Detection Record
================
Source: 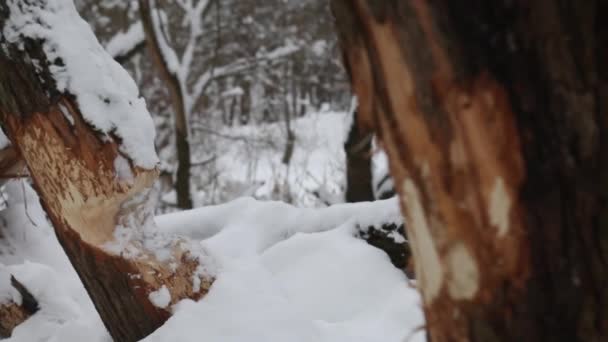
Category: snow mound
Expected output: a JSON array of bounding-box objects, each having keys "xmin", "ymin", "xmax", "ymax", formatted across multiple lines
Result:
[
  {"xmin": 1, "ymin": 182, "xmax": 424, "ymax": 341},
  {"xmin": 145, "ymin": 227, "xmax": 423, "ymax": 342}
]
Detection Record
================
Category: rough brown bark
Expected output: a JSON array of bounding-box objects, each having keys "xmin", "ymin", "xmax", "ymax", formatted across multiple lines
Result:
[
  {"xmin": 344, "ymin": 109, "xmax": 374, "ymax": 202},
  {"xmin": 0, "ymin": 3, "xmax": 211, "ymax": 341},
  {"xmin": 0, "ymin": 276, "xmax": 38, "ymax": 338},
  {"xmin": 333, "ymin": 1, "xmax": 608, "ymax": 341},
  {"xmin": 0, "ymin": 145, "xmax": 24, "ymax": 182},
  {"xmin": 139, "ymin": 0, "xmax": 193, "ymax": 210}
]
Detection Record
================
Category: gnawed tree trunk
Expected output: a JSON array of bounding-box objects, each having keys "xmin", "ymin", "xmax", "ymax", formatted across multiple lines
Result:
[
  {"xmin": 0, "ymin": 1, "xmax": 211, "ymax": 341},
  {"xmin": 333, "ymin": 1, "xmax": 608, "ymax": 341},
  {"xmin": 139, "ymin": 0, "xmax": 193, "ymax": 210},
  {"xmin": 344, "ymin": 109, "xmax": 374, "ymax": 202}
]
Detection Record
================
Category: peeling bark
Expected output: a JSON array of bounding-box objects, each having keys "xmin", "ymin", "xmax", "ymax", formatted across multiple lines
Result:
[
  {"xmin": 0, "ymin": 3, "xmax": 211, "ymax": 341},
  {"xmin": 333, "ymin": 1, "xmax": 608, "ymax": 341}
]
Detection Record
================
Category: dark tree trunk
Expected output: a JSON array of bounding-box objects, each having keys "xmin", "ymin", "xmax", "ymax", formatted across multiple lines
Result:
[
  {"xmin": 282, "ymin": 63, "xmax": 296, "ymax": 166},
  {"xmin": 0, "ymin": 2, "xmax": 210, "ymax": 340},
  {"xmin": 344, "ymin": 109, "xmax": 375, "ymax": 202},
  {"xmin": 228, "ymin": 96, "xmax": 237, "ymax": 126},
  {"xmin": 333, "ymin": 1, "xmax": 608, "ymax": 341},
  {"xmin": 240, "ymin": 81, "xmax": 251, "ymax": 125}
]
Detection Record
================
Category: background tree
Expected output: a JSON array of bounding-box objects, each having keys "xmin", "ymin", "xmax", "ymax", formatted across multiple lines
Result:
[
  {"xmin": 76, "ymin": 0, "xmax": 351, "ymax": 210},
  {"xmin": 344, "ymin": 108, "xmax": 374, "ymax": 202},
  {"xmin": 333, "ymin": 1, "xmax": 608, "ymax": 341}
]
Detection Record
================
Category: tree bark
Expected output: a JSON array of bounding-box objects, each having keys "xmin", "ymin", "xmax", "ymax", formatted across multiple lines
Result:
[
  {"xmin": 0, "ymin": 2, "xmax": 211, "ymax": 340},
  {"xmin": 333, "ymin": 1, "xmax": 608, "ymax": 341},
  {"xmin": 0, "ymin": 276, "xmax": 39, "ymax": 338},
  {"xmin": 139, "ymin": 0, "xmax": 193, "ymax": 210},
  {"xmin": 344, "ymin": 109, "xmax": 374, "ymax": 202}
]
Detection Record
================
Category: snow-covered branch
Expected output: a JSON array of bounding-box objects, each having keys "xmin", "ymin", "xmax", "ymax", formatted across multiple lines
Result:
[
  {"xmin": 189, "ymin": 43, "xmax": 301, "ymax": 111},
  {"xmin": 104, "ymin": 21, "xmax": 146, "ymax": 61},
  {"xmin": 149, "ymin": 0, "xmax": 180, "ymax": 75}
]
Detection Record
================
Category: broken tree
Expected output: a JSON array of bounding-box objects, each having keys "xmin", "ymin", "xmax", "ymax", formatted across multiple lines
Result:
[
  {"xmin": 333, "ymin": 1, "xmax": 608, "ymax": 341},
  {"xmin": 0, "ymin": 1, "xmax": 212, "ymax": 341}
]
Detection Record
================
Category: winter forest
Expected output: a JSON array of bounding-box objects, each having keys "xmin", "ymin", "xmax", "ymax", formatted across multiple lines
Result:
[{"xmin": 1, "ymin": 1, "xmax": 607, "ymax": 342}]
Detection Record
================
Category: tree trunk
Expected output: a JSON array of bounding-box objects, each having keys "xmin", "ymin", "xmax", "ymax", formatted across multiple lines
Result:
[
  {"xmin": 139, "ymin": 0, "xmax": 193, "ymax": 210},
  {"xmin": 282, "ymin": 63, "xmax": 296, "ymax": 166},
  {"xmin": 332, "ymin": 1, "xmax": 608, "ymax": 341},
  {"xmin": 0, "ymin": 2, "xmax": 210, "ymax": 340},
  {"xmin": 344, "ymin": 109, "xmax": 375, "ymax": 202}
]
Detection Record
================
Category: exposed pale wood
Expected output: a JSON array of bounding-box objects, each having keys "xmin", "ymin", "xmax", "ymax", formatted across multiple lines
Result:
[
  {"xmin": 333, "ymin": 1, "xmax": 608, "ymax": 341},
  {"xmin": 0, "ymin": 4, "xmax": 212, "ymax": 341}
]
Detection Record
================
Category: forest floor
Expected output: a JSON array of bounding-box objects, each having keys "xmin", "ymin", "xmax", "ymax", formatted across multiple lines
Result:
[{"xmin": 0, "ymin": 112, "xmax": 424, "ymax": 342}]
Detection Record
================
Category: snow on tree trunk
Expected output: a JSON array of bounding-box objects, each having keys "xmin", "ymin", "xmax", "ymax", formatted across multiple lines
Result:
[
  {"xmin": 333, "ymin": 1, "xmax": 608, "ymax": 341},
  {"xmin": 139, "ymin": 0, "xmax": 193, "ymax": 210},
  {"xmin": 0, "ymin": 1, "xmax": 212, "ymax": 341}
]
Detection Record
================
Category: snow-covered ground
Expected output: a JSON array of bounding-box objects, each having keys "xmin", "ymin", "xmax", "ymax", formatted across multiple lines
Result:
[
  {"xmin": 0, "ymin": 180, "xmax": 424, "ymax": 341},
  {"xmin": 1, "ymin": 2, "xmax": 422, "ymax": 339},
  {"xmin": 181, "ymin": 111, "xmax": 352, "ymax": 207}
]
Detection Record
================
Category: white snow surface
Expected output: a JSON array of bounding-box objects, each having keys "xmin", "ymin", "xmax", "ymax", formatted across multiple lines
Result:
[
  {"xmin": 3, "ymin": 0, "xmax": 158, "ymax": 168},
  {"xmin": 1, "ymin": 184, "xmax": 424, "ymax": 341},
  {"xmin": 149, "ymin": 285, "xmax": 171, "ymax": 309},
  {"xmin": 145, "ymin": 197, "xmax": 423, "ymax": 342}
]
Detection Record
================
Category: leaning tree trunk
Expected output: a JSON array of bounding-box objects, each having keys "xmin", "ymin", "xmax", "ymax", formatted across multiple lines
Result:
[
  {"xmin": 139, "ymin": 0, "xmax": 193, "ymax": 210},
  {"xmin": 0, "ymin": 1, "xmax": 211, "ymax": 341},
  {"xmin": 333, "ymin": 1, "xmax": 608, "ymax": 341}
]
